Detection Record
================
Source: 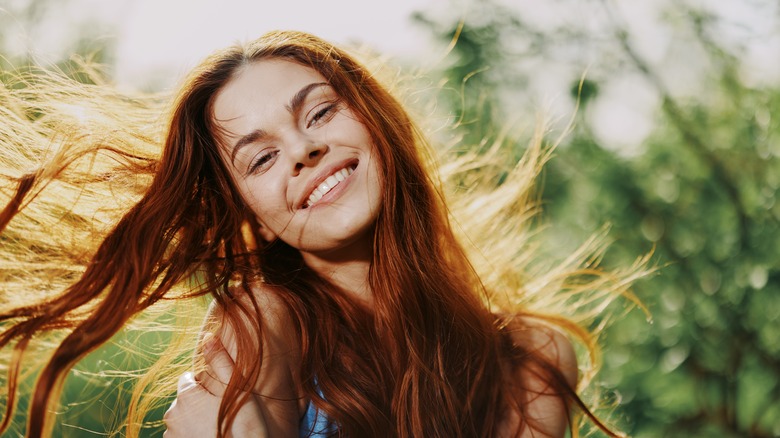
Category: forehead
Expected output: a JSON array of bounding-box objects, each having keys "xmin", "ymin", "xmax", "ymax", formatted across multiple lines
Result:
[{"xmin": 211, "ymin": 59, "xmax": 328, "ymax": 127}]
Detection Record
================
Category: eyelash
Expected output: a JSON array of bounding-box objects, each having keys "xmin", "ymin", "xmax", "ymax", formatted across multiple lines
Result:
[
  {"xmin": 307, "ymin": 103, "xmax": 337, "ymax": 128},
  {"xmin": 248, "ymin": 150, "xmax": 278, "ymax": 174}
]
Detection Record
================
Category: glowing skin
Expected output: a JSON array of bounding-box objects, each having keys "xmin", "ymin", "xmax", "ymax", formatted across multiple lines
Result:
[{"xmin": 212, "ymin": 59, "xmax": 382, "ymax": 267}]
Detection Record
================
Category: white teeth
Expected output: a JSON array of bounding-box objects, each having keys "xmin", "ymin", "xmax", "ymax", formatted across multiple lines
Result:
[
  {"xmin": 323, "ymin": 174, "xmax": 339, "ymax": 191},
  {"xmin": 304, "ymin": 166, "xmax": 355, "ymax": 208}
]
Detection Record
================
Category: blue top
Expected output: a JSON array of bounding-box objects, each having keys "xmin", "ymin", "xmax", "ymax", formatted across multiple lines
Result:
[{"xmin": 299, "ymin": 398, "xmax": 335, "ymax": 437}]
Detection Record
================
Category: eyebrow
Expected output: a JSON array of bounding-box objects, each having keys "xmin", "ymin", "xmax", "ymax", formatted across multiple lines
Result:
[
  {"xmin": 230, "ymin": 82, "xmax": 330, "ymax": 164},
  {"xmin": 287, "ymin": 82, "xmax": 329, "ymax": 115}
]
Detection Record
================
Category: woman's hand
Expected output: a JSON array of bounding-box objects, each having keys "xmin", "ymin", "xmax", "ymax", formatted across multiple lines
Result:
[{"xmin": 163, "ymin": 335, "xmax": 268, "ymax": 437}]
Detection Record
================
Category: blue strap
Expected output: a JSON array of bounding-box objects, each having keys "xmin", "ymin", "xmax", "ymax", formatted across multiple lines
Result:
[
  {"xmin": 299, "ymin": 398, "xmax": 335, "ymax": 437},
  {"xmin": 299, "ymin": 378, "xmax": 337, "ymax": 437}
]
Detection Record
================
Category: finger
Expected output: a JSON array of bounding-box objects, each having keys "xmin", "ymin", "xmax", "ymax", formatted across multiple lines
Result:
[
  {"xmin": 176, "ymin": 371, "xmax": 197, "ymax": 394},
  {"xmin": 199, "ymin": 333, "xmax": 235, "ymax": 396}
]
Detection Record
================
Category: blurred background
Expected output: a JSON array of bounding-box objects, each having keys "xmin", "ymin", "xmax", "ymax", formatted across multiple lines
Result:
[{"xmin": 1, "ymin": 0, "xmax": 779, "ymax": 436}]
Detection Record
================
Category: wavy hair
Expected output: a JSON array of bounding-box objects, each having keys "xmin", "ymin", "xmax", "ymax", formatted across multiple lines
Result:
[{"xmin": 0, "ymin": 31, "xmax": 645, "ymax": 437}]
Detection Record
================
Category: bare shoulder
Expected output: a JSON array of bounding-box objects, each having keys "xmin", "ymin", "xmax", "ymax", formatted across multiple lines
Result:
[
  {"xmin": 202, "ymin": 282, "xmax": 303, "ymax": 434},
  {"xmin": 203, "ymin": 282, "xmax": 299, "ymax": 357},
  {"xmin": 499, "ymin": 316, "xmax": 579, "ymax": 438},
  {"xmin": 204, "ymin": 282, "xmax": 292, "ymax": 326},
  {"xmin": 508, "ymin": 316, "xmax": 578, "ymax": 389}
]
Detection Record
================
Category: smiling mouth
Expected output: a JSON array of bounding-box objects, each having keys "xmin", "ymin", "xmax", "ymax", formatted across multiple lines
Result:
[{"xmin": 302, "ymin": 164, "xmax": 357, "ymax": 209}]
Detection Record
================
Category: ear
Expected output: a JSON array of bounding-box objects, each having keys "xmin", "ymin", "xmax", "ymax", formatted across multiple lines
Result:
[{"xmin": 256, "ymin": 221, "xmax": 277, "ymax": 242}]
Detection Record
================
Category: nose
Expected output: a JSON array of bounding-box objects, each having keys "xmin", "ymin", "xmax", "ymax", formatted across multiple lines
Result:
[{"xmin": 290, "ymin": 137, "xmax": 328, "ymax": 175}]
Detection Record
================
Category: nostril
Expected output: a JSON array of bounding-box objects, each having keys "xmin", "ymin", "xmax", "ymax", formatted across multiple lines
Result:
[{"xmin": 308, "ymin": 150, "xmax": 320, "ymax": 159}]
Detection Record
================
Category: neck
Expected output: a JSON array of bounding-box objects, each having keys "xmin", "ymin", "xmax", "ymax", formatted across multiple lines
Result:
[{"xmin": 300, "ymin": 237, "xmax": 374, "ymax": 307}]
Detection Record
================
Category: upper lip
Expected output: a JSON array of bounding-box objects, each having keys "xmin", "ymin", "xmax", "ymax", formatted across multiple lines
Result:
[{"xmin": 296, "ymin": 158, "xmax": 358, "ymax": 209}]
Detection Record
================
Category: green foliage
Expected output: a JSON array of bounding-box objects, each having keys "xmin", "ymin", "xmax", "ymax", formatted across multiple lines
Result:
[
  {"xmin": 412, "ymin": 2, "xmax": 529, "ymax": 149},
  {"xmin": 417, "ymin": 1, "xmax": 780, "ymax": 437},
  {"xmin": 0, "ymin": 327, "xmax": 174, "ymax": 437},
  {"xmin": 551, "ymin": 82, "xmax": 780, "ymax": 437},
  {"xmin": 55, "ymin": 327, "xmax": 176, "ymax": 437}
]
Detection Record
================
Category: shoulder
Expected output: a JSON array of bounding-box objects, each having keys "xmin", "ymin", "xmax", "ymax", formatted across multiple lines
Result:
[
  {"xmin": 500, "ymin": 316, "xmax": 579, "ymax": 438},
  {"xmin": 202, "ymin": 282, "xmax": 304, "ymax": 432},
  {"xmin": 204, "ymin": 282, "xmax": 299, "ymax": 355},
  {"xmin": 201, "ymin": 282, "xmax": 302, "ymax": 389},
  {"xmin": 508, "ymin": 317, "xmax": 578, "ymax": 389}
]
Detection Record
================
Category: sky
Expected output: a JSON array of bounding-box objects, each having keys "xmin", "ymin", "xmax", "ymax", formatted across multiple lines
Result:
[
  {"xmin": 5, "ymin": 0, "xmax": 778, "ymax": 90},
  {"xmin": 3, "ymin": 0, "xmax": 441, "ymax": 90},
  {"xmin": 110, "ymin": 0, "xmax": 443, "ymax": 89},
  {"xmin": 2, "ymin": 0, "xmax": 779, "ymax": 152}
]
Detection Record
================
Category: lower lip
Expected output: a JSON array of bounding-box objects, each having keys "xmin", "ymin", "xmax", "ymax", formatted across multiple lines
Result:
[{"xmin": 305, "ymin": 167, "xmax": 356, "ymax": 210}]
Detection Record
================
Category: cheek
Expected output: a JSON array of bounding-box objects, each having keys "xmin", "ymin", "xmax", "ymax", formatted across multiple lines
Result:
[
  {"xmin": 238, "ymin": 192, "xmax": 279, "ymax": 241},
  {"xmin": 367, "ymin": 148, "xmax": 384, "ymax": 187},
  {"xmin": 235, "ymin": 182, "xmax": 268, "ymax": 219},
  {"xmin": 365, "ymin": 158, "xmax": 385, "ymax": 212},
  {"xmin": 238, "ymin": 182, "xmax": 293, "ymax": 227}
]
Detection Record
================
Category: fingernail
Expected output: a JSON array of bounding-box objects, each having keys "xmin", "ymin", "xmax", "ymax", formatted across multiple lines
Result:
[{"xmin": 177, "ymin": 371, "xmax": 197, "ymax": 392}]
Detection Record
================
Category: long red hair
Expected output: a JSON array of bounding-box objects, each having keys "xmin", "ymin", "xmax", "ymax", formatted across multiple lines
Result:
[{"xmin": 0, "ymin": 31, "xmax": 626, "ymax": 437}]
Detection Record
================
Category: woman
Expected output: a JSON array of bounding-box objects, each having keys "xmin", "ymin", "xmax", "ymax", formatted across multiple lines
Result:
[{"xmin": 0, "ymin": 31, "xmax": 635, "ymax": 437}]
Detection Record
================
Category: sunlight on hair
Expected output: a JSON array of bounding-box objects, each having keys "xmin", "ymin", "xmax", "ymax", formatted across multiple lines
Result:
[{"xmin": 0, "ymin": 39, "xmax": 650, "ymax": 437}]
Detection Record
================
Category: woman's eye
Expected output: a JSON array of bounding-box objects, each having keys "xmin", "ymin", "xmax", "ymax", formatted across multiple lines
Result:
[
  {"xmin": 248, "ymin": 150, "xmax": 278, "ymax": 175},
  {"xmin": 306, "ymin": 103, "xmax": 336, "ymax": 128}
]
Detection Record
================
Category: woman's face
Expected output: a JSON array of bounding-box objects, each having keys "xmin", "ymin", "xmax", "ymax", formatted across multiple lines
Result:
[{"xmin": 211, "ymin": 59, "xmax": 382, "ymax": 258}]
